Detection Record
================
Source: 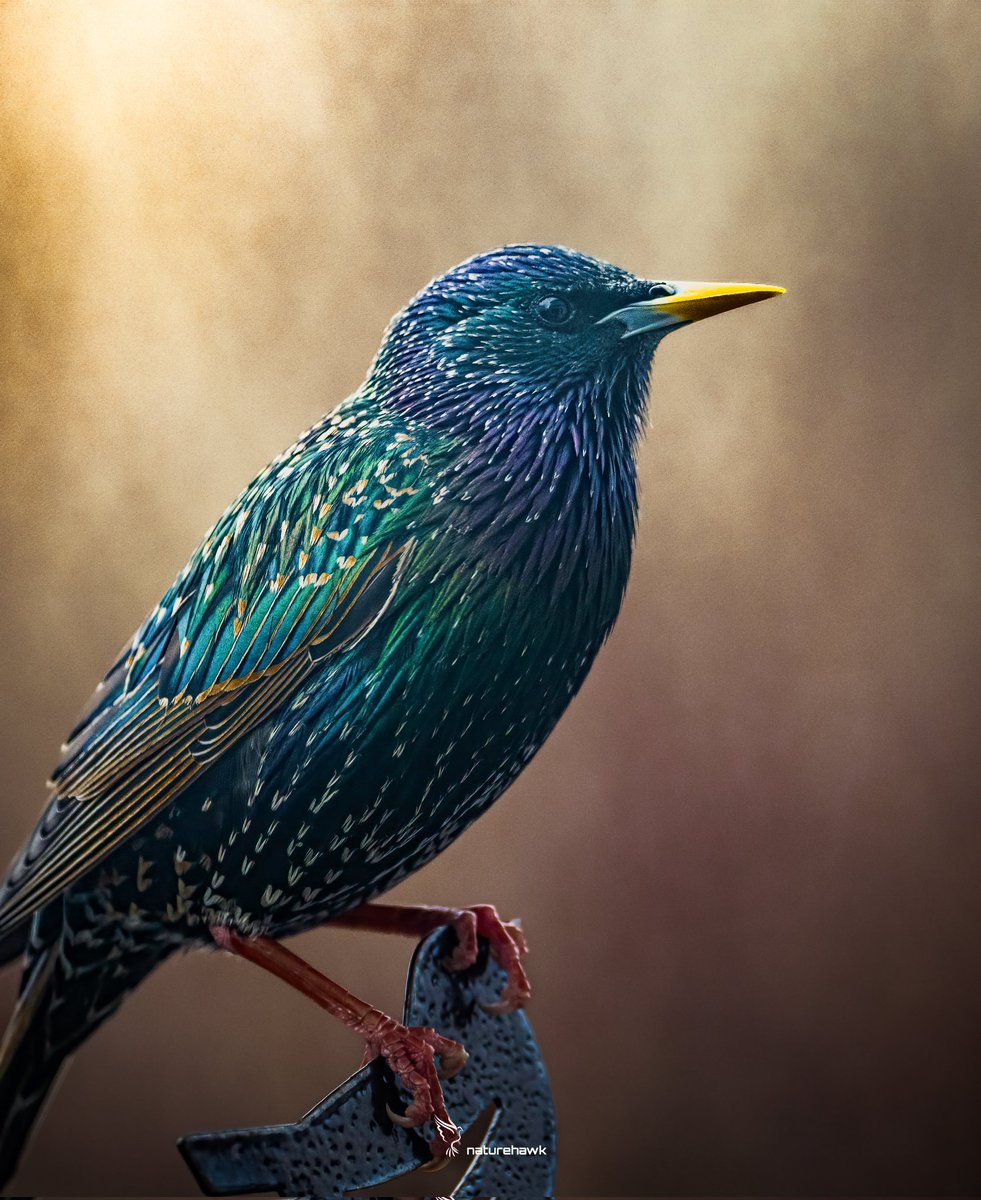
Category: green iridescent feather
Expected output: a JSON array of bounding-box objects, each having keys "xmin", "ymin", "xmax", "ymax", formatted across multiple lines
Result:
[{"xmin": 0, "ymin": 400, "xmax": 437, "ymax": 930}]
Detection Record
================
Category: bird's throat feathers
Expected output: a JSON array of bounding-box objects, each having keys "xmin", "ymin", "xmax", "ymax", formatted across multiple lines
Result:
[{"xmin": 369, "ymin": 351, "xmax": 652, "ymax": 623}]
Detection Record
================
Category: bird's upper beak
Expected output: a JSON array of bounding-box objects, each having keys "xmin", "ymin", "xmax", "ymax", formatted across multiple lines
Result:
[{"xmin": 599, "ymin": 281, "xmax": 785, "ymax": 339}]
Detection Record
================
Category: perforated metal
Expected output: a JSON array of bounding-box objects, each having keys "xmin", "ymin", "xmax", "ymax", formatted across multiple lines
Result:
[{"xmin": 179, "ymin": 927, "xmax": 556, "ymax": 1197}]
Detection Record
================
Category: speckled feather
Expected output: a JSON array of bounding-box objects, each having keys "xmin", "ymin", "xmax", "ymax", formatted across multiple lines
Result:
[
  {"xmin": 0, "ymin": 246, "xmax": 670, "ymax": 1178},
  {"xmin": 0, "ymin": 407, "xmax": 432, "ymax": 930}
]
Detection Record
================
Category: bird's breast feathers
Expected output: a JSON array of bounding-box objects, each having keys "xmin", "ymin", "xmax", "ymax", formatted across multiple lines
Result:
[{"xmin": 0, "ymin": 395, "xmax": 634, "ymax": 933}]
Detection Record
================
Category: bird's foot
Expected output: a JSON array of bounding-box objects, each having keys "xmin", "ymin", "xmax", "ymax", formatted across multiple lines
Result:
[
  {"xmin": 208, "ymin": 926, "xmax": 466, "ymax": 1165},
  {"xmin": 330, "ymin": 901, "xmax": 531, "ymax": 1015},
  {"xmin": 354, "ymin": 1009, "xmax": 467, "ymax": 1163},
  {"xmin": 441, "ymin": 904, "xmax": 530, "ymax": 1015}
]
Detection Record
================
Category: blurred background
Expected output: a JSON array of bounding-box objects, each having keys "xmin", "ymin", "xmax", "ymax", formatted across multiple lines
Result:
[{"xmin": 1, "ymin": 0, "xmax": 979, "ymax": 1194}]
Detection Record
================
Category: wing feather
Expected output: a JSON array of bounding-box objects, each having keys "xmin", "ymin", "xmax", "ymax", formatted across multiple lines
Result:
[{"xmin": 0, "ymin": 410, "xmax": 432, "ymax": 931}]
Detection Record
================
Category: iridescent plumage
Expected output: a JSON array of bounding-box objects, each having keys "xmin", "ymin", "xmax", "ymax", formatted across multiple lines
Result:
[{"xmin": 0, "ymin": 245, "xmax": 782, "ymax": 1180}]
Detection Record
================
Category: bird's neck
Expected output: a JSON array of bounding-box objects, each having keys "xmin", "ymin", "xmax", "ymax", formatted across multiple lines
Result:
[
  {"xmin": 425, "ymin": 385, "xmax": 642, "ymax": 633},
  {"xmin": 359, "ymin": 353, "xmax": 650, "ymax": 626}
]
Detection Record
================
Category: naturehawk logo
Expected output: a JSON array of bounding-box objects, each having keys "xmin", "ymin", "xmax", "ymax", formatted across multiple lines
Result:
[{"xmin": 466, "ymin": 1142, "xmax": 549, "ymax": 1156}]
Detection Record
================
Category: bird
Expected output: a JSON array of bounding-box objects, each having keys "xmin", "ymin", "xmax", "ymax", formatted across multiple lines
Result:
[{"xmin": 0, "ymin": 244, "xmax": 782, "ymax": 1181}]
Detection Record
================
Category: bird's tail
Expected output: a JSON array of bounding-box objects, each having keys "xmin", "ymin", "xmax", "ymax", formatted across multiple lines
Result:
[
  {"xmin": 0, "ymin": 945, "xmax": 64, "ymax": 1185},
  {"xmin": 0, "ymin": 928, "xmax": 167, "ymax": 1186}
]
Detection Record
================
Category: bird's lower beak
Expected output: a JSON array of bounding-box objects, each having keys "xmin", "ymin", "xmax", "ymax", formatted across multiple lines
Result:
[{"xmin": 601, "ymin": 281, "xmax": 785, "ymax": 339}]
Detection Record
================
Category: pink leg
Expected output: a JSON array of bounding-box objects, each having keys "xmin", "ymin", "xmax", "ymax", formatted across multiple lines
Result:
[
  {"xmin": 209, "ymin": 925, "xmax": 466, "ymax": 1160},
  {"xmin": 330, "ymin": 902, "xmax": 531, "ymax": 1015}
]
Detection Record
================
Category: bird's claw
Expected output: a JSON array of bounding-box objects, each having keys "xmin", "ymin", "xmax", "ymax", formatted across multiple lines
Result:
[
  {"xmin": 363, "ymin": 1021, "xmax": 466, "ymax": 1160},
  {"xmin": 436, "ymin": 1051, "xmax": 467, "ymax": 1081},
  {"xmin": 419, "ymin": 1118, "xmax": 461, "ymax": 1172},
  {"xmin": 385, "ymin": 1101, "xmax": 418, "ymax": 1129},
  {"xmin": 443, "ymin": 903, "xmax": 531, "ymax": 1014},
  {"xmin": 479, "ymin": 988, "xmax": 528, "ymax": 1017}
]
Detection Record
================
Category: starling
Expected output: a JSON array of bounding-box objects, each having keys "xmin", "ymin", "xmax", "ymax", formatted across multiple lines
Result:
[{"xmin": 0, "ymin": 245, "xmax": 782, "ymax": 1177}]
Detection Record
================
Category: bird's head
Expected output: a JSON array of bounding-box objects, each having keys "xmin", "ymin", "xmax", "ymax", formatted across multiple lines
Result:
[{"xmin": 367, "ymin": 244, "xmax": 783, "ymax": 445}]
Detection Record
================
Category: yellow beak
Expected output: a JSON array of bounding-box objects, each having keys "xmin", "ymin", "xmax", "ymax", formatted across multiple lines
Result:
[{"xmin": 601, "ymin": 281, "xmax": 785, "ymax": 338}]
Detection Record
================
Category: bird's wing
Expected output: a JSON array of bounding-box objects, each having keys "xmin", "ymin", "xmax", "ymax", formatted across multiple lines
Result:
[{"xmin": 0, "ymin": 410, "xmax": 434, "ymax": 932}]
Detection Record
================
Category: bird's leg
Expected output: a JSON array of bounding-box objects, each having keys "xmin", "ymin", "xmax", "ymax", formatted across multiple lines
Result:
[
  {"xmin": 209, "ymin": 925, "xmax": 466, "ymax": 1161},
  {"xmin": 330, "ymin": 902, "xmax": 531, "ymax": 1015}
]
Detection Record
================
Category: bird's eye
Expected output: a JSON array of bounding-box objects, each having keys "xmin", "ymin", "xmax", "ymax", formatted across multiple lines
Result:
[{"xmin": 535, "ymin": 295, "xmax": 576, "ymax": 328}]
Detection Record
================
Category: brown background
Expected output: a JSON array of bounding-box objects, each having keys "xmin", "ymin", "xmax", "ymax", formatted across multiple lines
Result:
[{"xmin": 1, "ymin": 0, "xmax": 979, "ymax": 1195}]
